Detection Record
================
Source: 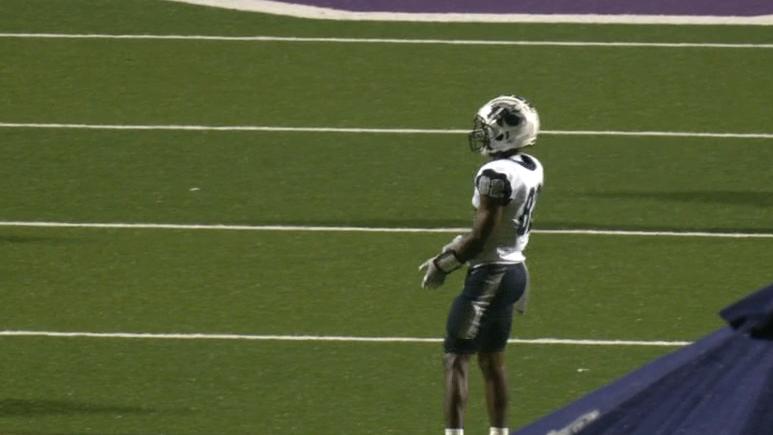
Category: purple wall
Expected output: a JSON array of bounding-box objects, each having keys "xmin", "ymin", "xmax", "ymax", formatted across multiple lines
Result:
[{"xmin": 277, "ymin": 0, "xmax": 773, "ymax": 16}]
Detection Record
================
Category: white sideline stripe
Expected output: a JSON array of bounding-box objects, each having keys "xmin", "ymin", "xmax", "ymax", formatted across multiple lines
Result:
[
  {"xmin": 2, "ymin": 122, "xmax": 773, "ymax": 140},
  {"xmin": 2, "ymin": 221, "xmax": 773, "ymax": 239},
  {"xmin": 166, "ymin": 0, "xmax": 773, "ymax": 26},
  {"xmin": 2, "ymin": 33, "xmax": 773, "ymax": 49},
  {"xmin": 0, "ymin": 330, "xmax": 690, "ymax": 347}
]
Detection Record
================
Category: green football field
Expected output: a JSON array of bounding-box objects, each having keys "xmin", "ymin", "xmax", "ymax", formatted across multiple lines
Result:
[{"xmin": 1, "ymin": 1, "xmax": 773, "ymax": 434}]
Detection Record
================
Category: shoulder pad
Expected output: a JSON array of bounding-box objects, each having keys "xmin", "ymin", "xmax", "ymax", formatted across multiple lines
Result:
[{"xmin": 514, "ymin": 154, "xmax": 538, "ymax": 171}]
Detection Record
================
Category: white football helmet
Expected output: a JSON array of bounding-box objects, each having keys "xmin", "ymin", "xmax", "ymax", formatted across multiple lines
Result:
[{"xmin": 468, "ymin": 95, "xmax": 540, "ymax": 155}]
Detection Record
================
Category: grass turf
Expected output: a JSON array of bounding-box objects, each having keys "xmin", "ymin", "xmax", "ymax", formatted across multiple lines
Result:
[
  {"xmin": 0, "ymin": 338, "xmax": 670, "ymax": 434},
  {"xmin": 2, "ymin": 131, "xmax": 772, "ymax": 232},
  {"xmin": 2, "ymin": 38, "xmax": 773, "ymax": 133},
  {"xmin": 1, "ymin": 1, "xmax": 772, "ymax": 433},
  {"xmin": 1, "ymin": 227, "xmax": 769, "ymax": 340}
]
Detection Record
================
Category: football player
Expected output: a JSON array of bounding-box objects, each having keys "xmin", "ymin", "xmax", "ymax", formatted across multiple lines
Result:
[{"xmin": 419, "ymin": 95, "xmax": 544, "ymax": 435}]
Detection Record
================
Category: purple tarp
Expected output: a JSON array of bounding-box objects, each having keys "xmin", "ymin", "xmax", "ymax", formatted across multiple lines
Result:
[{"xmin": 512, "ymin": 283, "xmax": 773, "ymax": 435}]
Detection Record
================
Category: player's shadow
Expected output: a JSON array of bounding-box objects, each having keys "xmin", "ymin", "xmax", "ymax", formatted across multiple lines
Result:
[
  {"xmin": 585, "ymin": 190, "xmax": 773, "ymax": 207},
  {"xmin": 0, "ymin": 398, "xmax": 154, "ymax": 417}
]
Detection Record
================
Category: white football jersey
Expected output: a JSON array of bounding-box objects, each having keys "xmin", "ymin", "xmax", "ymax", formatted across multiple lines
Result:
[{"xmin": 470, "ymin": 152, "xmax": 544, "ymax": 267}]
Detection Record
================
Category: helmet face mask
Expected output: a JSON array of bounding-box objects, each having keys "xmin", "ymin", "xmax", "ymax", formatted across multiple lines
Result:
[
  {"xmin": 468, "ymin": 95, "xmax": 540, "ymax": 156},
  {"xmin": 468, "ymin": 116, "xmax": 491, "ymax": 153}
]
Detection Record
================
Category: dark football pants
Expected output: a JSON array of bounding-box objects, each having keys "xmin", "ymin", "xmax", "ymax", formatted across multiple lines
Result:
[{"xmin": 444, "ymin": 263, "xmax": 528, "ymax": 354}]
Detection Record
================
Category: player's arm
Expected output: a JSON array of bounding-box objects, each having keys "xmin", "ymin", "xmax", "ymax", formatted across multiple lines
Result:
[
  {"xmin": 454, "ymin": 194, "xmax": 504, "ymax": 261},
  {"xmin": 419, "ymin": 194, "xmax": 503, "ymax": 289}
]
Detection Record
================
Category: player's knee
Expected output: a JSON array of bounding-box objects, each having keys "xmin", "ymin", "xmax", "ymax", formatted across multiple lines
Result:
[
  {"xmin": 478, "ymin": 353, "xmax": 505, "ymax": 378},
  {"xmin": 444, "ymin": 353, "xmax": 470, "ymax": 373}
]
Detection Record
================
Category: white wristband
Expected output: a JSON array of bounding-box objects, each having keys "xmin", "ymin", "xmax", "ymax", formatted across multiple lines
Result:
[{"xmin": 434, "ymin": 250, "xmax": 463, "ymax": 273}]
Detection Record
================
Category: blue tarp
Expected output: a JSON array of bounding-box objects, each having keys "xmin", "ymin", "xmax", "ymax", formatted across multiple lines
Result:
[{"xmin": 512, "ymin": 282, "xmax": 773, "ymax": 435}]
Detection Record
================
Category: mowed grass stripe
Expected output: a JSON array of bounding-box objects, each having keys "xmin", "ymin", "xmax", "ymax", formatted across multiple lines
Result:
[
  {"xmin": 1, "ymin": 221, "xmax": 772, "ymax": 238},
  {"xmin": 0, "ymin": 330, "xmax": 690, "ymax": 347},
  {"xmin": 1, "ymin": 33, "xmax": 773, "ymax": 49},
  {"xmin": 2, "ymin": 122, "xmax": 772, "ymax": 139}
]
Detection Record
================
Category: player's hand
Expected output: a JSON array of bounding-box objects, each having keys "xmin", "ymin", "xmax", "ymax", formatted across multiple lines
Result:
[{"xmin": 419, "ymin": 257, "xmax": 447, "ymax": 289}]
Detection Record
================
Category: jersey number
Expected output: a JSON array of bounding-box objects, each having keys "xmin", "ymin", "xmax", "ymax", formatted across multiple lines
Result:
[{"xmin": 516, "ymin": 187, "xmax": 538, "ymax": 236}]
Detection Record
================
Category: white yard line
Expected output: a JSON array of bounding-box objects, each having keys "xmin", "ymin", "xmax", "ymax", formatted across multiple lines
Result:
[
  {"xmin": 0, "ymin": 122, "xmax": 466, "ymax": 135},
  {"xmin": 0, "ymin": 330, "xmax": 691, "ymax": 347},
  {"xmin": 535, "ymin": 229, "xmax": 773, "ymax": 239},
  {"xmin": 1, "ymin": 122, "xmax": 772, "ymax": 140},
  {"xmin": 543, "ymin": 130, "xmax": 773, "ymax": 140},
  {"xmin": 1, "ymin": 33, "xmax": 772, "ymax": 48},
  {"xmin": 1, "ymin": 221, "xmax": 772, "ymax": 239}
]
